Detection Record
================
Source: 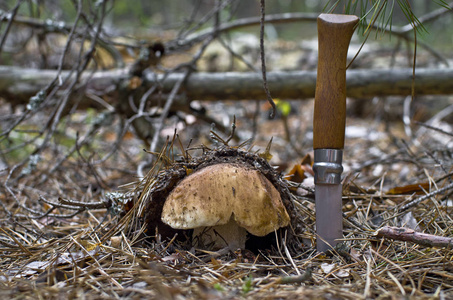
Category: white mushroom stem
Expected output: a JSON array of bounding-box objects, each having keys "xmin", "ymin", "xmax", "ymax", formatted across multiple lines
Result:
[{"xmin": 193, "ymin": 216, "xmax": 247, "ymax": 250}]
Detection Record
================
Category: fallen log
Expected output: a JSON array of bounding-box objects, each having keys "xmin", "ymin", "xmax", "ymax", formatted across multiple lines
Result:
[{"xmin": 1, "ymin": 66, "xmax": 453, "ymax": 107}]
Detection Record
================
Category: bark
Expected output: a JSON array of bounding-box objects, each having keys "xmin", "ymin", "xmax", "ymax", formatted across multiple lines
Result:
[
  {"xmin": 1, "ymin": 66, "xmax": 453, "ymax": 107},
  {"xmin": 375, "ymin": 226, "xmax": 453, "ymax": 249}
]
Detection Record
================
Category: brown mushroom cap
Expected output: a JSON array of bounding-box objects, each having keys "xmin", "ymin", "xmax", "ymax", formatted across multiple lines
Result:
[{"xmin": 161, "ymin": 163, "xmax": 290, "ymax": 236}]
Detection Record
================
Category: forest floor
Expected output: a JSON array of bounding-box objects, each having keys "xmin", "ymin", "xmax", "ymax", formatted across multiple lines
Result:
[
  {"xmin": 1, "ymin": 93, "xmax": 453, "ymax": 299},
  {"xmin": 1, "ymin": 17, "xmax": 453, "ymax": 297}
]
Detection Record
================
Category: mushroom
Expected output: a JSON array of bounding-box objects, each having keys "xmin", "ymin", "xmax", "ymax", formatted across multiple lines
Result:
[{"xmin": 161, "ymin": 163, "xmax": 290, "ymax": 250}]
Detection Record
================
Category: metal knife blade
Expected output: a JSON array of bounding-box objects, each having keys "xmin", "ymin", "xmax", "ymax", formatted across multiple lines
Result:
[{"xmin": 315, "ymin": 184, "xmax": 343, "ymax": 251}]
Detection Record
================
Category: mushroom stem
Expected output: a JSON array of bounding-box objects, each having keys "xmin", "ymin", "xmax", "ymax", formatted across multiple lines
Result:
[{"xmin": 193, "ymin": 216, "xmax": 247, "ymax": 250}]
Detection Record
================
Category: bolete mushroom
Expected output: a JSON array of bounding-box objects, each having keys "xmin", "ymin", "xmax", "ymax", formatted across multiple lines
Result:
[{"xmin": 161, "ymin": 163, "xmax": 290, "ymax": 250}]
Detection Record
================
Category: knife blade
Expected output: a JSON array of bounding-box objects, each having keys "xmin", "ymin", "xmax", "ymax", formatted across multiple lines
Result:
[{"xmin": 313, "ymin": 14, "xmax": 358, "ymax": 252}]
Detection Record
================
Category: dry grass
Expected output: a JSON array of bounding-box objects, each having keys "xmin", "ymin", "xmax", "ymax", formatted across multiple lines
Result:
[{"xmin": 1, "ymin": 184, "xmax": 452, "ymax": 299}]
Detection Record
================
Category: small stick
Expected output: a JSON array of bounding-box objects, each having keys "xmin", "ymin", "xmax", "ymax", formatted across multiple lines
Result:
[
  {"xmin": 375, "ymin": 226, "xmax": 453, "ymax": 249},
  {"xmin": 398, "ymin": 181, "xmax": 453, "ymax": 212},
  {"xmin": 259, "ymin": 0, "xmax": 276, "ymax": 119},
  {"xmin": 259, "ymin": 268, "xmax": 312, "ymax": 291}
]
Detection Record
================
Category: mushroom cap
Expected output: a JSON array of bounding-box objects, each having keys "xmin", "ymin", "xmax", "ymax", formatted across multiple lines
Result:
[{"xmin": 161, "ymin": 163, "xmax": 290, "ymax": 236}]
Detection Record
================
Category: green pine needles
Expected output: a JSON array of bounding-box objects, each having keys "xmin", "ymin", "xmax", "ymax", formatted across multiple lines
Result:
[{"xmin": 324, "ymin": 0, "xmax": 450, "ymax": 37}]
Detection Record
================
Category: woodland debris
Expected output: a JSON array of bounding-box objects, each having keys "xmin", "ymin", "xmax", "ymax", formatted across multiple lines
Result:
[
  {"xmin": 398, "ymin": 181, "xmax": 453, "ymax": 212},
  {"xmin": 375, "ymin": 226, "xmax": 453, "ymax": 249}
]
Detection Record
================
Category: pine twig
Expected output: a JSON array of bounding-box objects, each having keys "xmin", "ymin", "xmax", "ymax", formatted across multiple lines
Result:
[{"xmin": 398, "ymin": 181, "xmax": 453, "ymax": 212}]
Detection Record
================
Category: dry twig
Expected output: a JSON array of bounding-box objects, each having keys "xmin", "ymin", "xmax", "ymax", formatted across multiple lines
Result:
[{"xmin": 375, "ymin": 226, "xmax": 453, "ymax": 249}]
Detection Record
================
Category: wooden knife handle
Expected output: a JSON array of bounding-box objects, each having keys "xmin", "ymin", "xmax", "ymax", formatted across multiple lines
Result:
[{"xmin": 313, "ymin": 14, "xmax": 358, "ymax": 150}]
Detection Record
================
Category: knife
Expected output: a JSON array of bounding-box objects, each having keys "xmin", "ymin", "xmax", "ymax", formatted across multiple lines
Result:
[{"xmin": 313, "ymin": 14, "xmax": 358, "ymax": 252}]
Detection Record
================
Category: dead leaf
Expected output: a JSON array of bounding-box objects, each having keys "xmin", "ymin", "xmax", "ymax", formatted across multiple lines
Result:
[
  {"xmin": 387, "ymin": 183, "xmax": 430, "ymax": 195},
  {"xmin": 284, "ymin": 154, "xmax": 314, "ymax": 183}
]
